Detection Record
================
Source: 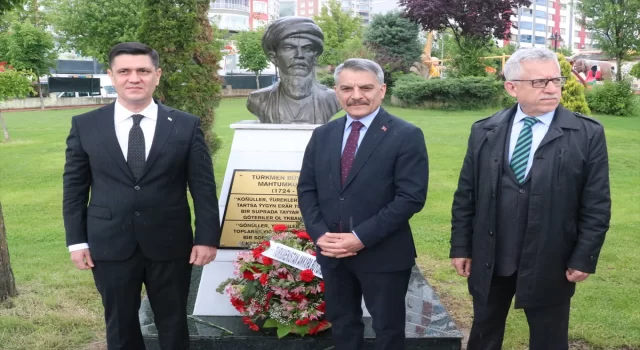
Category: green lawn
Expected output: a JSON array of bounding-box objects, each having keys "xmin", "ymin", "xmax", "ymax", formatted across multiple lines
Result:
[{"xmin": 0, "ymin": 98, "xmax": 638, "ymax": 350}]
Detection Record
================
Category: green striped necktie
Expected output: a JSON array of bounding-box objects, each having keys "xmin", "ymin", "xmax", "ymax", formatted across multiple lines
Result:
[{"xmin": 510, "ymin": 117, "xmax": 540, "ymax": 184}]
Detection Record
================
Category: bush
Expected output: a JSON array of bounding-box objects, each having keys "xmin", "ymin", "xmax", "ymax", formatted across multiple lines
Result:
[
  {"xmin": 391, "ymin": 75, "xmax": 504, "ymax": 110},
  {"xmin": 586, "ymin": 80, "xmax": 638, "ymax": 116},
  {"xmin": 630, "ymin": 62, "xmax": 640, "ymax": 79},
  {"xmin": 557, "ymin": 53, "xmax": 590, "ymax": 114},
  {"xmin": 316, "ymin": 72, "xmax": 334, "ymax": 87}
]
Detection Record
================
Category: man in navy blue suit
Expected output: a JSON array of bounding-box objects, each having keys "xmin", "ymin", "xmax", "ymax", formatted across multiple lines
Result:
[{"xmin": 298, "ymin": 58, "xmax": 429, "ymax": 350}]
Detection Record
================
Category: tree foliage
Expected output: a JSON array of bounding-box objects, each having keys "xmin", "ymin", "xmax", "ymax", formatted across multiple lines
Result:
[
  {"xmin": 400, "ymin": 0, "xmax": 531, "ymax": 52},
  {"xmin": 0, "ymin": 0, "xmax": 25, "ymax": 15},
  {"xmin": 235, "ymin": 29, "xmax": 269, "ymax": 88},
  {"xmin": 0, "ymin": 68, "xmax": 34, "ymax": 140},
  {"xmin": 364, "ymin": 12, "xmax": 422, "ymax": 66},
  {"xmin": 577, "ymin": 0, "xmax": 640, "ymax": 81},
  {"xmin": 138, "ymin": 0, "xmax": 223, "ymax": 154},
  {"xmin": 630, "ymin": 62, "xmax": 640, "ymax": 79},
  {"xmin": 558, "ymin": 53, "xmax": 590, "ymax": 114},
  {"xmin": 3, "ymin": 20, "xmax": 55, "ymax": 77},
  {"xmin": 53, "ymin": 0, "xmax": 140, "ymax": 63},
  {"xmin": 313, "ymin": 0, "xmax": 363, "ymax": 66}
]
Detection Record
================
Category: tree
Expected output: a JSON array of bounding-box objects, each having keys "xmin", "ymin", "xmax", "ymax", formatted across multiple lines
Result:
[
  {"xmin": 313, "ymin": 0, "xmax": 363, "ymax": 67},
  {"xmin": 138, "ymin": 0, "xmax": 223, "ymax": 153},
  {"xmin": 400, "ymin": 0, "xmax": 531, "ymax": 54},
  {"xmin": 0, "ymin": 68, "xmax": 34, "ymax": 140},
  {"xmin": 0, "ymin": 202, "xmax": 18, "ymax": 303},
  {"xmin": 558, "ymin": 53, "xmax": 590, "ymax": 114},
  {"xmin": 577, "ymin": 0, "xmax": 640, "ymax": 81},
  {"xmin": 3, "ymin": 20, "xmax": 56, "ymax": 110},
  {"xmin": 630, "ymin": 61, "xmax": 640, "ymax": 79},
  {"xmin": 0, "ymin": 0, "xmax": 25, "ymax": 14},
  {"xmin": 53, "ymin": 0, "xmax": 140, "ymax": 63},
  {"xmin": 235, "ymin": 30, "xmax": 269, "ymax": 89},
  {"xmin": 365, "ymin": 12, "xmax": 422, "ymax": 66}
]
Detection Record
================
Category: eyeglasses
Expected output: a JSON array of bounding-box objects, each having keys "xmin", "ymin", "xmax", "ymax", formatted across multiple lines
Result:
[{"xmin": 509, "ymin": 77, "xmax": 567, "ymax": 88}]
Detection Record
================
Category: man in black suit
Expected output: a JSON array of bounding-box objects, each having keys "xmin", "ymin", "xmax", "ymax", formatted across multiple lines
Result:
[
  {"xmin": 297, "ymin": 58, "xmax": 429, "ymax": 350},
  {"xmin": 63, "ymin": 42, "xmax": 221, "ymax": 350},
  {"xmin": 450, "ymin": 47, "xmax": 611, "ymax": 350}
]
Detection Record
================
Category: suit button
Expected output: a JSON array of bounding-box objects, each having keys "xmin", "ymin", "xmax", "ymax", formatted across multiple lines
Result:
[
  {"xmin": 134, "ymin": 186, "xmax": 140, "ymax": 191},
  {"xmin": 519, "ymin": 189, "xmax": 525, "ymax": 194},
  {"xmin": 488, "ymin": 230, "xmax": 494, "ymax": 236},
  {"xmin": 135, "ymin": 211, "xmax": 140, "ymax": 216},
  {"xmin": 486, "ymin": 263, "xmax": 492, "ymax": 269},
  {"xmin": 339, "ymin": 198, "xmax": 344, "ymax": 201}
]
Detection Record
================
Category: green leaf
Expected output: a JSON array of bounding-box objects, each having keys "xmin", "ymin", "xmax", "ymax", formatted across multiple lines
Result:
[
  {"xmin": 262, "ymin": 318, "xmax": 278, "ymax": 328},
  {"xmin": 241, "ymin": 280, "xmax": 258, "ymax": 299},
  {"xmin": 276, "ymin": 324, "xmax": 291, "ymax": 339}
]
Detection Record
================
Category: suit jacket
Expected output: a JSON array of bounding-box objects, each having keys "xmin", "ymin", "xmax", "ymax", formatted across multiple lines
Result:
[
  {"xmin": 297, "ymin": 108, "xmax": 429, "ymax": 272},
  {"xmin": 62, "ymin": 101, "xmax": 221, "ymax": 261},
  {"xmin": 450, "ymin": 104, "xmax": 611, "ymax": 308},
  {"xmin": 246, "ymin": 81, "xmax": 341, "ymax": 124}
]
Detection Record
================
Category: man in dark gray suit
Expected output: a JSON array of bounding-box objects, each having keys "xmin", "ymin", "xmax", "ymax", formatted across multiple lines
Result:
[
  {"xmin": 298, "ymin": 58, "xmax": 429, "ymax": 350},
  {"xmin": 450, "ymin": 47, "xmax": 611, "ymax": 350},
  {"xmin": 63, "ymin": 42, "xmax": 221, "ymax": 350}
]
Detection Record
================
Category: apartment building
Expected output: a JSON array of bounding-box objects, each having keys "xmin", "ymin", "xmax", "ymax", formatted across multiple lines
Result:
[
  {"xmin": 502, "ymin": 0, "xmax": 595, "ymax": 52},
  {"xmin": 297, "ymin": 0, "xmax": 371, "ymax": 25},
  {"xmin": 209, "ymin": 0, "xmax": 280, "ymax": 31}
]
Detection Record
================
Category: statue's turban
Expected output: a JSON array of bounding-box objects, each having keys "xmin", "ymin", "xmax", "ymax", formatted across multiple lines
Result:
[{"xmin": 262, "ymin": 17, "xmax": 324, "ymax": 56}]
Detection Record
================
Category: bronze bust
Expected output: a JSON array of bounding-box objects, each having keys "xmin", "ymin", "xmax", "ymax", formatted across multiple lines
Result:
[{"xmin": 246, "ymin": 17, "xmax": 341, "ymax": 124}]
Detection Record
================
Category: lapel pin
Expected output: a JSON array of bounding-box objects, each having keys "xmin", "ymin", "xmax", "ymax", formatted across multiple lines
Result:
[
  {"xmin": 168, "ymin": 117, "xmax": 173, "ymax": 121},
  {"xmin": 381, "ymin": 126, "xmax": 387, "ymax": 132}
]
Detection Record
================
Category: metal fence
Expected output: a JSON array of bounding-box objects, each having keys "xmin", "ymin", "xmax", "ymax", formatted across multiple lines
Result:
[{"xmin": 221, "ymin": 74, "xmax": 276, "ymax": 89}]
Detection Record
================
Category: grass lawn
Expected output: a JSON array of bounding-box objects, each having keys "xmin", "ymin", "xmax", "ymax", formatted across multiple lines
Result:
[{"xmin": 0, "ymin": 98, "xmax": 638, "ymax": 350}]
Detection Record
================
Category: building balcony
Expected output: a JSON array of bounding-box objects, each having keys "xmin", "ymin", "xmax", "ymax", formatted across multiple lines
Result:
[{"xmin": 211, "ymin": 2, "xmax": 250, "ymax": 13}]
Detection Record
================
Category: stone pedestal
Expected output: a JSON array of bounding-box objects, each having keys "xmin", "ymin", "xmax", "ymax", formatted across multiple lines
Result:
[{"xmin": 139, "ymin": 121, "xmax": 463, "ymax": 349}]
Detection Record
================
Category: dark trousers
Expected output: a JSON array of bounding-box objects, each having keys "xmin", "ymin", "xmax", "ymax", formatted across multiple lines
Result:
[
  {"xmin": 468, "ymin": 274, "xmax": 571, "ymax": 350},
  {"xmin": 91, "ymin": 247, "xmax": 192, "ymax": 350},
  {"xmin": 321, "ymin": 263, "xmax": 412, "ymax": 350}
]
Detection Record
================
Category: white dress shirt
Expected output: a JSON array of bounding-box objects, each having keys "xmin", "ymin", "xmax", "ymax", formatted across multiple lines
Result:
[
  {"xmin": 341, "ymin": 107, "xmax": 380, "ymax": 242},
  {"xmin": 68, "ymin": 99, "xmax": 158, "ymax": 252},
  {"xmin": 508, "ymin": 104, "xmax": 555, "ymax": 178}
]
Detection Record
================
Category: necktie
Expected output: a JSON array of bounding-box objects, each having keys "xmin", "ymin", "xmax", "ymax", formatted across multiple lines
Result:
[
  {"xmin": 510, "ymin": 117, "xmax": 539, "ymax": 184},
  {"xmin": 127, "ymin": 114, "xmax": 145, "ymax": 181},
  {"xmin": 341, "ymin": 121, "xmax": 364, "ymax": 186}
]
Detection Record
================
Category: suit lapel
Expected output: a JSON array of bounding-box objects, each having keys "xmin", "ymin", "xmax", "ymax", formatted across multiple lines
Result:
[
  {"xmin": 97, "ymin": 103, "xmax": 134, "ymax": 180},
  {"xmin": 342, "ymin": 109, "xmax": 391, "ymax": 191},
  {"xmin": 329, "ymin": 116, "xmax": 346, "ymax": 191},
  {"xmin": 480, "ymin": 106, "xmax": 516, "ymax": 195},
  {"xmin": 537, "ymin": 106, "xmax": 579, "ymax": 151},
  {"xmin": 139, "ymin": 102, "xmax": 174, "ymax": 181}
]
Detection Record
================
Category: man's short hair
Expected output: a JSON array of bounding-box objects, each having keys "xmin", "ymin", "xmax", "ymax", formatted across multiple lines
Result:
[
  {"xmin": 108, "ymin": 42, "xmax": 160, "ymax": 69},
  {"xmin": 261, "ymin": 16, "xmax": 324, "ymax": 56},
  {"xmin": 503, "ymin": 47, "xmax": 560, "ymax": 81}
]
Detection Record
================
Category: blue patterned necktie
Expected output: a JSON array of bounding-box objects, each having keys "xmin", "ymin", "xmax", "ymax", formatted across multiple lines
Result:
[
  {"xmin": 127, "ymin": 114, "xmax": 145, "ymax": 181},
  {"xmin": 510, "ymin": 117, "xmax": 539, "ymax": 184}
]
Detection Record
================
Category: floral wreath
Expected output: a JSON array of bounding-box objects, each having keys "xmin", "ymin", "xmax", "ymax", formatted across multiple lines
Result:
[{"xmin": 216, "ymin": 224, "xmax": 330, "ymax": 338}]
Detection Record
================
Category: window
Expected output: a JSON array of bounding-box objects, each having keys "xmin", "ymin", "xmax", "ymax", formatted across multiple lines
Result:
[
  {"xmin": 521, "ymin": 35, "xmax": 532, "ymax": 43},
  {"xmin": 561, "ymin": 15, "xmax": 566, "ymax": 22},
  {"xmin": 535, "ymin": 10, "xmax": 546, "ymax": 19},
  {"xmin": 535, "ymin": 23, "xmax": 545, "ymax": 31},
  {"xmin": 520, "ymin": 8, "xmax": 532, "ymax": 16},
  {"xmin": 575, "ymin": 30, "xmax": 580, "ymax": 37},
  {"xmin": 536, "ymin": 0, "xmax": 546, "ymax": 4},
  {"xmin": 561, "ymin": 28, "xmax": 566, "ymax": 35},
  {"xmin": 300, "ymin": 2, "xmax": 306, "ymax": 6},
  {"xmin": 519, "ymin": 21, "xmax": 533, "ymax": 30},
  {"xmin": 511, "ymin": 34, "xmax": 519, "ymax": 42},
  {"xmin": 548, "ymin": 26, "xmax": 554, "ymax": 33},
  {"xmin": 535, "ymin": 36, "xmax": 546, "ymax": 44},
  {"xmin": 548, "ymin": 14, "xmax": 553, "ymax": 20},
  {"xmin": 574, "ymin": 43, "xmax": 580, "ymax": 49},
  {"xmin": 301, "ymin": 9, "xmax": 306, "ymax": 14}
]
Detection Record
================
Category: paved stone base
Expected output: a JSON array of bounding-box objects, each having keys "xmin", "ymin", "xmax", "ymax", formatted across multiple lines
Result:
[{"xmin": 140, "ymin": 266, "xmax": 463, "ymax": 349}]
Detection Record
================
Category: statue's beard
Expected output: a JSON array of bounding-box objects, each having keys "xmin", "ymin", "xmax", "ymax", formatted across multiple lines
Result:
[{"xmin": 280, "ymin": 72, "xmax": 315, "ymax": 99}]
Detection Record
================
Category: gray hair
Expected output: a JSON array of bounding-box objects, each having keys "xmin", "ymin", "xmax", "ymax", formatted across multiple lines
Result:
[
  {"xmin": 334, "ymin": 58, "xmax": 385, "ymax": 85},
  {"xmin": 503, "ymin": 47, "xmax": 560, "ymax": 81}
]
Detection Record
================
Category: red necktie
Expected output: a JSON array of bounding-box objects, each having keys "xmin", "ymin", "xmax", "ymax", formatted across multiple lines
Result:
[{"xmin": 341, "ymin": 121, "xmax": 364, "ymax": 186}]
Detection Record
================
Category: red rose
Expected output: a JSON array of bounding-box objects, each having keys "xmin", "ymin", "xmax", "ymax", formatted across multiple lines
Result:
[
  {"xmin": 317, "ymin": 300, "xmax": 326, "ymax": 313},
  {"xmin": 243, "ymin": 270, "xmax": 255, "ymax": 280},
  {"xmin": 309, "ymin": 320, "xmax": 329, "ymax": 335},
  {"xmin": 262, "ymin": 256, "xmax": 273, "ymax": 265},
  {"xmin": 296, "ymin": 231, "xmax": 312, "ymax": 241},
  {"xmin": 289, "ymin": 293, "xmax": 306, "ymax": 302},
  {"xmin": 264, "ymin": 291, "xmax": 274, "ymax": 311},
  {"xmin": 231, "ymin": 298, "xmax": 245, "ymax": 312},
  {"xmin": 278, "ymin": 271, "xmax": 288, "ymax": 280},
  {"xmin": 249, "ymin": 323, "xmax": 259, "ymax": 331},
  {"xmin": 252, "ymin": 246, "xmax": 265, "ymax": 258},
  {"xmin": 259, "ymin": 273, "xmax": 268, "ymax": 286},
  {"xmin": 273, "ymin": 224, "xmax": 288, "ymax": 232},
  {"xmin": 296, "ymin": 318, "xmax": 311, "ymax": 326},
  {"xmin": 319, "ymin": 281, "xmax": 325, "ymax": 292},
  {"xmin": 299, "ymin": 269, "xmax": 314, "ymax": 282}
]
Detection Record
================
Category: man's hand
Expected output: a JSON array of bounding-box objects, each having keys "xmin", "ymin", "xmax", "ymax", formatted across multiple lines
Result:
[
  {"xmin": 451, "ymin": 258, "xmax": 472, "ymax": 277},
  {"xmin": 71, "ymin": 249, "xmax": 94, "ymax": 270},
  {"xmin": 317, "ymin": 232, "xmax": 364, "ymax": 258},
  {"xmin": 190, "ymin": 245, "xmax": 217, "ymax": 266},
  {"xmin": 566, "ymin": 268, "xmax": 590, "ymax": 282}
]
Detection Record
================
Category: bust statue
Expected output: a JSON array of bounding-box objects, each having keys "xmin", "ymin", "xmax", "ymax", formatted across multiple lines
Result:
[{"xmin": 246, "ymin": 17, "xmax": 342, "ymax": 124}]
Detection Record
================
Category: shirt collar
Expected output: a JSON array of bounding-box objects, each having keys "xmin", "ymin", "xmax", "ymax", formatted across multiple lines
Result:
[
  {"xmin": 345, "ymin": 107, "xmax": 380, "ymax": 131},
  {"xmin": 114, "ymin": 99, "xmax": 158, "ymax": 123},
  {"xmin": 514, "ymin": 104, "xmax": 554, "ymax": 126}
]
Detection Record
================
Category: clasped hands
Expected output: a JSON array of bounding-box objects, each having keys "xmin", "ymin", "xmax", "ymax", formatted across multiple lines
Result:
[{"xmin": 317, "ymin": 232, "xmax": 364, "ymax": 258}]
